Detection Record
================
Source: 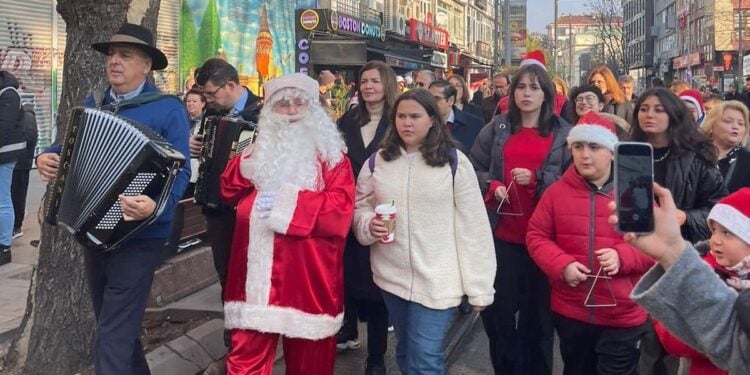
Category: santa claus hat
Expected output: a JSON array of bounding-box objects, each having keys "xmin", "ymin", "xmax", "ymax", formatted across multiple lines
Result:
[
  {"xmin": 520, "ymin": 50, "xmax": 547, "ymax": 71},
  {"xmin": 707, "ymin": 188, "xmax": 750, "ymax": 246},
  {"xmin": 263, "ymin": 73, "xmax": 319, "ymax": 102},
  {"xmin": 679, "ymin": 89, "xmax": 704, "ymax": 120},
  {"xmin": 567, "ymin": 112, "xmax": 618, "ymax": 152}
]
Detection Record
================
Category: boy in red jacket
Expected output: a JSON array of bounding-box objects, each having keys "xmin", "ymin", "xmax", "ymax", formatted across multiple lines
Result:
[
  {"xmin": 527, "ymin": 112, "xmax": 654, "ymax": 374},
  {"xmin": 654, "ymin": 188, "xmax": 750, "ymax": 375}
]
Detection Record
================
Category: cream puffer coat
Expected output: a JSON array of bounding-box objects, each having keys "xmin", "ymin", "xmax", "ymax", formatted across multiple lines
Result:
[{"xmin": 353, "ymin": 149, "xmax": 496, "ymax": 310}]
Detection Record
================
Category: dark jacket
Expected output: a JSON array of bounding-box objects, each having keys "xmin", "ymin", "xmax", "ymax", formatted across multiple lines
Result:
[
  {"xmin": 0, "ymin": 71, "xmax": 26, "ymax": 164},
  {"xmin": 45, "ymin": 80, "xmax": 191, "ymax": 243},
  {"xmin": 469, "ymin": 113, "xmax": 572, "ymax": 199},
  {"xmin": 663, "ymin": 150, "xmax": 727, "ymax": 243},
  {"xmin": 459, "ymin": 102, "xmax": 483, "ymax": 120},
  {"xmin": 603, "ymin": 95, "xmax": 634, "ymax": 125},
  {"xmin": 720, "ymin": 147, "xmax": 750, "ymax": 194},
  {"xmin": 450, "ymin": 108, "xmax": 484, "ymax": 155},
  {"xmin": 14, "ymin": 103, "xmax": 37, "ymax": 171},
  {"xmin": 337, "ymin": 108, "xmax": 389, "ymax": 300},
  {"xmin": 481, "ymin": 94, "xmax": 502, "ymax": 124}
]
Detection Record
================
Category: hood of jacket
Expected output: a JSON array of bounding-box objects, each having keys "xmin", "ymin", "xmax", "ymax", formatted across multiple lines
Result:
[{"xmin": 0, "ymin": 71, "xmax": 19, "ymax": 90}]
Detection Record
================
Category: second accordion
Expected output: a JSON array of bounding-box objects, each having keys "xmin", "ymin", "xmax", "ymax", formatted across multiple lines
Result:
[
  {"xmin": 46, "ymin": 107, "xmax": 186, "ymax": 250},
  {"xmin": 194, "ymin": 116, "xmax": 257, "ymax": 208}
]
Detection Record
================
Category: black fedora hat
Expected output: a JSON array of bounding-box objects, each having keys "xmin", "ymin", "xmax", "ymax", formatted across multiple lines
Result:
[{"xmin": 91, "ymin": 23, "xmax": 168, "ymax": 70}]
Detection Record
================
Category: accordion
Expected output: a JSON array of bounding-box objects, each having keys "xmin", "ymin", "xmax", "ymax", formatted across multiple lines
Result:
[
  {"xmin": 194, "ymin": 116, "xmax": 257, "ymax": 208},
  {"xmin": 47, "ymin": 107, "xmax": 186, "ymax": 250}
]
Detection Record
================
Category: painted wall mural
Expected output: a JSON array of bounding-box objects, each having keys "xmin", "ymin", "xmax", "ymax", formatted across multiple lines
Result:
[{"xmin": 181, "ymin": 0, "xmax": 317, "ymax": 94}]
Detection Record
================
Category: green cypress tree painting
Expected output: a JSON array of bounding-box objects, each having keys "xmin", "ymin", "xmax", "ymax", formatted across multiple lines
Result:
[
  {"xmin": 197, "ymin": 0, "xmax": 222, "ymax": 64},
  {"xmin": 179, "ymin": 0, "xmax": 199, "ymax": 83}
]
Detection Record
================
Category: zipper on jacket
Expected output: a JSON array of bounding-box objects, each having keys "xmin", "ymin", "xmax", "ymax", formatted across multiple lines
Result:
[
  {"xmin": 407, "ymin": 157, "xmax": 415, "ymax": 299},
  {"xmin": 587, "ymin": 189, "xmax": 596, "ymax": 323}
]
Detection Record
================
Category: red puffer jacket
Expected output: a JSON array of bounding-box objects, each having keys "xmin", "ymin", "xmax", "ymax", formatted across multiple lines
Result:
[{"xmin": 527, "ymin": 166, "xmax": 654, "ymax": 327}]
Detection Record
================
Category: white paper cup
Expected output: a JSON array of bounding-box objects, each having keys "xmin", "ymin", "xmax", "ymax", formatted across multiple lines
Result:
[{"xmin": 374, "ymin": 203, "xmax": 397, "ymax": 243}]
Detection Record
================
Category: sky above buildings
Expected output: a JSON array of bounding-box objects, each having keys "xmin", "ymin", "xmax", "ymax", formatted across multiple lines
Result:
[{"xmin": 526, "ymin": 0, "xmax": 588, "ymax": 34}]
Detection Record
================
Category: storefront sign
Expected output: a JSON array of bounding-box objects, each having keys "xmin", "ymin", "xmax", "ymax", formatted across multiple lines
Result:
[
  {"xmin": 330, "ymin": 10, "xmax": 384, "ymax": 41},
  {"xmin": 475, "ymin": 41, "xmax": 492, "ymax": 61},
  {"xmin": 299, "ymin": 9, "xmax": 320, "ymax": 31},
  {"xmin": 689, "ymin": 52, "xmax": 701, "ymax": 67},
  {"xmin": 431, "ymin": 51, "xmax": 448, "ymax": 69},
  {"xmin": 673, "ymin": 55, "xmax": 688, "ymax": 69},
  {"xmin": 408, "ymin": 18, "xmax": 449, "ymax": 50},
  {"xmin": 296, "ymin": 37, "xmax": 311, "ymax": 74}
]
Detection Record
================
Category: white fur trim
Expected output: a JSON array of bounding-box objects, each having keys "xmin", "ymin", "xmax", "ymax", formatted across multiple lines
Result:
[
  {"xmin": 567, "ymin": 124, "xmax": 618, "ymax": 151},
  {"xmin": 246, "ymin": 205, "xmax": 275, "ymax": 305},
  {"xmin": 266, "ymin": 184, "xmax": 300, "ymax": 234},
  {"xmin": 224, "ymin": 302, "xmax": 343, "ymax": 339},
  {"xmin": 681, "ymin": 97, "xmax": 704, "ymax": 119},
  {"xmin": 708, "ymin": 203, "xmax": 750, "ymax": 246},
  {"xmin": 520, "ymin": 59, "xmax": 547, "ymax": 70}
]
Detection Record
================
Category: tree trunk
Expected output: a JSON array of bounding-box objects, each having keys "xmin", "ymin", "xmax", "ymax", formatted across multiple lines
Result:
[{"xmin": 6, "ymin": 1, "xmax": 161, "ymax": 373}]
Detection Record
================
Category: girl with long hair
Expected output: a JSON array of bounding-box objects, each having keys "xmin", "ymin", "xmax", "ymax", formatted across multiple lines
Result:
[
  {"xmin": 449, "ymin": 74, "xmax": 483, "ymax": 119},
  {"xmin": 471, "ymin": 63, "xmax": 572, "ymax": 374},
  {"xmin": 353, "ymin": 89, "xmax": 496, "ymax": 374}
]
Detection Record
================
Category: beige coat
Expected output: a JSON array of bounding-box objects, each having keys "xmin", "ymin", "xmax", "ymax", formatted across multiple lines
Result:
[{"xmin": 353, "ymin": 149, "xmax": 496, "ymax": 310}]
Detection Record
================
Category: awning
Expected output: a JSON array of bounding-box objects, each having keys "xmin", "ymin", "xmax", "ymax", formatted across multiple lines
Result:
[
  {"xmin": 310, "ymin": 40, "xmax": 368, "ymax": 66},
  {"xmin": 367, "ymin": 47, "xmax": 430, "ymax": 70}
]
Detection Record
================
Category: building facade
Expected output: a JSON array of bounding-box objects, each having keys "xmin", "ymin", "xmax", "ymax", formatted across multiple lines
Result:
[{"xmin": 623, "ymin": 0, "xmax": 654, "ymax": 89}]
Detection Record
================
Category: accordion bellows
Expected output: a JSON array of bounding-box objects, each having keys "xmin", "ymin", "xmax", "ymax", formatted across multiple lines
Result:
[{"xmin": 47, "ymin": 107, "xmax": 185, "ymax": 250}]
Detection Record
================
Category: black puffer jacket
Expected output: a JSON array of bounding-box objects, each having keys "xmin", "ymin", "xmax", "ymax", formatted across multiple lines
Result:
[
  {"xmin": 663, "ymin": 150, "xmax": 727, "ymax": 243},
  {"xmin": 0, "ymin": 71, "xmax": 25, "ymax": 164}
]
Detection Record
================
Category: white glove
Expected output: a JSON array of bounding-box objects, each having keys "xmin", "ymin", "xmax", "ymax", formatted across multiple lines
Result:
[{"xmin": 255, "ymin": 191, "xmax": 277, "ymax": 218}]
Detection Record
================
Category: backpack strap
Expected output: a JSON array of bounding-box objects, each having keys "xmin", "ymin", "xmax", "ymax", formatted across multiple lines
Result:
[{"xmin": 367, "ymin": 151, "xmax": 378, "ymax": 174}]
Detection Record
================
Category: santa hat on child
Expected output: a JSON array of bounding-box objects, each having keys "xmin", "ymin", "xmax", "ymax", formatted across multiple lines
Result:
[
  {"xmin": 679, "ymin": 89, "xmax": 705, "ymax": 120},
  {"xmin": 520, "ymin": 50, "xmax": 547, "ymax": 71},
  {"xmin": 707, "ymin": 188, "xmax": 750, "ymax": 246},
  {"xmin": 567, "ymin": 112, "xmax": 619, "ymax": 152}
]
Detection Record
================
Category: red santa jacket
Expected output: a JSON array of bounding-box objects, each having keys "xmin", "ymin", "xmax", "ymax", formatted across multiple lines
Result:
[
  {"xmin": 220, "ymin": 152, "xmax": 355, "ymax": 339},
  {"xmin": 653, "ymin": 253, "xmax": 733, "ymax": 375},
  {"xmin": 497, "ymin": 93, "xmax": 567, "ymax": 115},
  {"xmin": 527, "ymin": 166, "xmax": 654, "ymax": 327}
]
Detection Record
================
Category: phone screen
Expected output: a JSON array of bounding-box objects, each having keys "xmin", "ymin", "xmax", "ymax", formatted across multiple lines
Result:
[{"xmin": 614, "ymin": 142, "xmax": 654, "ymax": 233}]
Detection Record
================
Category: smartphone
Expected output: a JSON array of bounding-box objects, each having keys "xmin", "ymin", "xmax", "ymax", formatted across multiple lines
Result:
[{"xmin": 614, "ymin": 142, "xmax": 654, "ymax": 233}]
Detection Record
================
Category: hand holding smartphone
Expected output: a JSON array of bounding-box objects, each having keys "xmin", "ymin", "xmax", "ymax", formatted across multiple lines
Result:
[{"xmin": 614, "ymin": 142, "xmax": 655, "ymax": 234}]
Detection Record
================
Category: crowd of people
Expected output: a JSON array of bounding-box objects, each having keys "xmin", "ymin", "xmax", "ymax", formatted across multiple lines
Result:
[{"xmin": 2, "ymin": 20, "xmax": 747, "ymax": 375}]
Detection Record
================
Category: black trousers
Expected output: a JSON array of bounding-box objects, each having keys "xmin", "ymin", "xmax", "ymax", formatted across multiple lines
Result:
[
  {"xmin": 554, "ymin": 313, "xmax": 646, "ymax": 375},
  {"xmin": 340, "ymin": 296, "xmax": 389, "ymax": 365},
  {"xmin": 10, "ymin": 169, "xmax": 29, "ymax": 230},
  {"xmin": 205, "ymin": 209, "xmax": 235, "ymax": 295},
  {"xmin": 85, "ymin": 239, "xmax": 164, "ymax": 375},
  {"xmin": 480, "ymin": 238, "xmax": 553, "ymax": 375}
]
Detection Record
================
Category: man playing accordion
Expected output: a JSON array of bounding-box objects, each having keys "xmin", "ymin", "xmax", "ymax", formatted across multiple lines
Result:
[{"xmin": 36, "ymin": 23, "xmax": 191, "ymax": 374}]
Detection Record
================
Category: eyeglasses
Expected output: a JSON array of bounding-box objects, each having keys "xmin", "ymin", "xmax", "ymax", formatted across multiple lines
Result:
[
  {"xmin": 433, "ymin": 96, "xmax": 446, "ymax": 102},
  {"xmin": 575, "ymin": 95, "xmax": 599, "ymax": 104},
  {"xmin": 274, "ymin": 98, "xmax": 309, "ymax": 110},
  {"xmin": 203, "ymin": 82, "xmax": 227, "ymax": 99}
]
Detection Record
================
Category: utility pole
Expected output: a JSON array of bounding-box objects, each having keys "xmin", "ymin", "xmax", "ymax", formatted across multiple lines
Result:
[
  {"xmin": 740, "ymin": 0, "xmax": 745, "ymax": 78},
  {"xmin": 553, "ymin": 0, "xmax": 558, "ymax": 74},
  {"xmin": 494, "ymin": 0, "xmax": 500, "ymax": 76},
  {"xmin": 569, "ymin": 14, "xmax": 574, "ymax": 84},
  {"xmin": 504, "ymin": 0, "xmax": 511, "ymax": 67}
]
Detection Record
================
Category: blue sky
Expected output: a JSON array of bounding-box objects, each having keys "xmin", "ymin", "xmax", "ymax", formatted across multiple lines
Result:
[{"xmin": 526, "ymin": 0, "xmax": 588, "ymax": 34}]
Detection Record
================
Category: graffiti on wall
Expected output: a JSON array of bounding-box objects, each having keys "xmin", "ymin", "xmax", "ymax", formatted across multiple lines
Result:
[
  {"xmin": 0, "ymin": 18, "xmax": 62, "ymax": 152},
  {"xmin": 181, "ymin": 0, "xmax": 317, "ymax": 95}
]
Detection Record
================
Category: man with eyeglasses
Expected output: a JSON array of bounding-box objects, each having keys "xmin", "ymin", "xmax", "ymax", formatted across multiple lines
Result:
[
  {"xmin": 481, "ymin": 73, "xmax": 510, "ymax": 124},
  {"xmin": 189, "ymin": 58, "xmax": 262, "ymax": 326},
  {"xmin": 429, "ymin": 80, "xmax": 483, "ymax": 153}
]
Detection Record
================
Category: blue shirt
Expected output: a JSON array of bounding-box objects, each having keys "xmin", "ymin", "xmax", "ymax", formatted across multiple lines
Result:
[
  {"xmin": 109, "ymin": 80, "xmax": 145, "ymax": 103},
  {"xmin": 232, "ymin": 88, "xmax": 249, "ymax": 117}
]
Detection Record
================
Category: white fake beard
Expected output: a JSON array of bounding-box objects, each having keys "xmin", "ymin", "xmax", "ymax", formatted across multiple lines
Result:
[{"xmin": 240, "ymin": 102, "xmax": 345, "ymax": 193}]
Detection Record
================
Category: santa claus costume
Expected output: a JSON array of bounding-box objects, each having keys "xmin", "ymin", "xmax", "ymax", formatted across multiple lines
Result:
[{"xmin": 220, "ymin": 73, "xmax": 355, "ymax": 374}]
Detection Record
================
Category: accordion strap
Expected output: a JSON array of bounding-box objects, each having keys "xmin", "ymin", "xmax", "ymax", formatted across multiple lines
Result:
[{"xmin": 100, "ymin": 92, "xmax": 181, "ymax": 113}]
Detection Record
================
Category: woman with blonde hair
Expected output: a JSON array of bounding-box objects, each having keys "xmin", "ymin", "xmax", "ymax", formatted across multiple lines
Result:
[
  {"xmin": 552, "ymin": 77, "xmax": 569, "ymax": 98},
  {"xmin": 701, "ymin": 100, "xmax": 750, "ymax": 193},
  {"xmin": 587, "ymin": 66, "xmax": 633, "ymax": 124}
]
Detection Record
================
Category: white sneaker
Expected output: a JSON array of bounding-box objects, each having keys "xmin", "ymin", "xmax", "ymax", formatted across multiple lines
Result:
[
  {"xmin": 12, "ymin": 229, "xmax": 23, "ymax": 239},
  {"xmin": 336, "ymin": 339, "xmax": 361, "ymax": 351}
]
